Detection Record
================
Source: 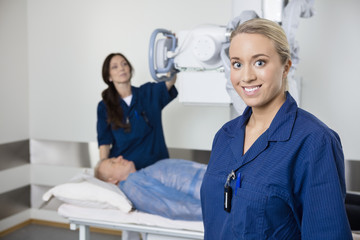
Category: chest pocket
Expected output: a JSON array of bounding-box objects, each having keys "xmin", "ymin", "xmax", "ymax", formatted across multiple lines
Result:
[
  {"xmin": 132, "ymin": 110, "xmax": 152, "ymax": 136},
  {"xmin": 231, "ymin": 180, "xmax": 267, "ymax": 238}
]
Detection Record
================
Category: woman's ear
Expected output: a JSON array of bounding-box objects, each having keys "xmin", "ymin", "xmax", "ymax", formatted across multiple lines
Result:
[{"xmin": 283, "ymin": 59, "xmax": 292, "ymax": 77}]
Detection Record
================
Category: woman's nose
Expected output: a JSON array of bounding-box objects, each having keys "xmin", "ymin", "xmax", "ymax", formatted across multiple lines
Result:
[{"xmin": 241, "ymin": 65, "xmax": 256, "ymax": 83}]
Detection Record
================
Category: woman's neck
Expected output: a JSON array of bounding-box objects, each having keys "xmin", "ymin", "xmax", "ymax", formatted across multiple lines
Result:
[
  {"xmin": 114, "ymin": 82, "xmax": 132, "ymax": 98},
  {"xmin": 249, "ymin": 93, "xmax": 286, "ymax": 130}
]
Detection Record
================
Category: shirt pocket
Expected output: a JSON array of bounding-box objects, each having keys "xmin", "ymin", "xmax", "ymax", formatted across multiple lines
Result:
[
  {"xmin": 131, "ymin": 112, "xmax": 152, "ymax": 137},
  {"xmin": 231, "ymin": 182, "xmax": 267, "ymax": 238}
]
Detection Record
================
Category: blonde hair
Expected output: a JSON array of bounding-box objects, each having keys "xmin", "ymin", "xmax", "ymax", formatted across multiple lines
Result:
[{"xmin": 230, "ymin": 18, "xmax": 291, "ymax": 89}]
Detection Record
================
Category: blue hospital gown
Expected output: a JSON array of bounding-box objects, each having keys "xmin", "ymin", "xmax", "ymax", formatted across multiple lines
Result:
[{"xmin": 119, "ymin": 159, "xmax": 206, "ymax": 221}]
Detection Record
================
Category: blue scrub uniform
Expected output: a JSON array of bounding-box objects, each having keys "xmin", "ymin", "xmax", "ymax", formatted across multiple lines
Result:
[
  {"xmin": 97, "ymin": 82, "xmax": 177, "ymax": 169},
  {"xmin": 200, "ymin": 92, "xmax": 352, "ymax": 239}
]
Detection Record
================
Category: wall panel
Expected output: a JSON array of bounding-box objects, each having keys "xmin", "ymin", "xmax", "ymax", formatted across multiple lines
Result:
[{"xmin": 0, "ymin": 0, "xmax": 29, "ymax": 144}]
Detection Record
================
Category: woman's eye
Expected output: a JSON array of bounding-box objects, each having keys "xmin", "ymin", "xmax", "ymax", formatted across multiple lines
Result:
[
  {"xmin": 232, "ymin": 62, "xmax": 242, "ymax": 69},
  {"xmin": 255, "ymin": 60, "xmax": 265, "ymax": 67},
  {"xmin": 111, "ymin": 65, "xmax": 118, "ymax": 69}
]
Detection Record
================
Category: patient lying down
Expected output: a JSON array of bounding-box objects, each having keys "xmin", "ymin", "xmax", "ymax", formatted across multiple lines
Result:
[{"xmin": 95, "ymin": 157, "xmax": 206, "ymax": 221}]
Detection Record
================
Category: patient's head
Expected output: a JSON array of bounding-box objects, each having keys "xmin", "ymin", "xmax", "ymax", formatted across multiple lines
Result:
[{"xmin": 95, "ymin": 156, "xmax": 136, "ymax": 185}]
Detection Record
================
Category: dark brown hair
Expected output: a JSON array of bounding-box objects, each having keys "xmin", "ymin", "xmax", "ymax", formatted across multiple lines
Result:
[{"xmin": 101, "ymin": 53, "xmax": 133, "ymax": 130}]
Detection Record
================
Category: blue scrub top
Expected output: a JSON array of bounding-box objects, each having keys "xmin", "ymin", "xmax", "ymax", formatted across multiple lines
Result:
[
  {"xmin": 97, "ymin": 82, "xmax": 178, "ymax": 169},
  {"xmin": 200, "ymin": 92, "xmax": 352, "ymax": 239}
]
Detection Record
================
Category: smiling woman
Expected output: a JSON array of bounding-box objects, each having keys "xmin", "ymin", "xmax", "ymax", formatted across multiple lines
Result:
[
  {"xmin": 200, "ymin": 18, "xmax": 352, "ymax": 240},
  {"xmin": 229, "ymin": 19, "xmax": 291, "ymax": 119},
  {"xmin": 229, "ymin": 26, "xmax": 292, "ymax": 154},
  {"xmin": 229, "ymin": 33, "xmax": 290, "ymax": 111},
  {"xmin": 97, "ymin": 53, "xmax": 178, "ymax": 170}
]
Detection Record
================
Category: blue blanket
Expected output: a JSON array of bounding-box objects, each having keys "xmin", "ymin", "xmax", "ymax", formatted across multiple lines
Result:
[{"xmin": 119, "ymin": 159, "xmax": 206, "ymax": 221}]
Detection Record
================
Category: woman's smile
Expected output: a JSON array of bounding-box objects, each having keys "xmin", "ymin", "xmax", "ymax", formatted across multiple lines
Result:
[{"xmin": 243, "ymin": 85, "xmax": 262, "ymax": 95}]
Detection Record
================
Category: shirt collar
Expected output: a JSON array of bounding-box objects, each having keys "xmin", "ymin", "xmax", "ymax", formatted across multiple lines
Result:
[
  {"xmin": 226, "ymin": 92, "xmax": 298, "ymax": 169},
  {"xmin": 267, "ymin": 91, "xmax": 298, "ymax": 142},
  {"xmin": 120, "ymin": 86, "xmax": 139, "ymax": 110},
  {"xmin": 130, "ymin": 86, "xmax": 139, "ymax": 106},
  {"xmin": 230, "ymin": 91, "xmax": 298, "ymax": 142}
]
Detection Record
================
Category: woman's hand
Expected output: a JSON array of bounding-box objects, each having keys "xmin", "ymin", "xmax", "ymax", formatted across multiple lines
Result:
[
  {"xmin": 99, "ymin": 144, "xmax": 110, "ymax": 161},
  {"xmin": 165, "ymin": 73, "xmax": 177, "ymax": 90}
]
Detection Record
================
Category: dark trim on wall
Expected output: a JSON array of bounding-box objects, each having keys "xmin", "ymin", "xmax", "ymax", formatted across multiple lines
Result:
[
  {"xmin": 0, "ymin": 140, "xmax": 29, "ymax": 171},
  {"xmin": 0, "ymin": 185, "xmax": 30, "ymax": 220}
]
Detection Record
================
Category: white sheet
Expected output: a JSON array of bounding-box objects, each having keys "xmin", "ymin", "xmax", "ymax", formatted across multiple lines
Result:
[{"xmin": 58, "ymin": 203, "xmax": 204, "ymax": 233}]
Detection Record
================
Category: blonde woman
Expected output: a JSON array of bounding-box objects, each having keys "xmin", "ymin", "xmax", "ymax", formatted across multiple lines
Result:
[{"xmin": 200, "ymin": 18, "xmax": 352, "ymax": 239}]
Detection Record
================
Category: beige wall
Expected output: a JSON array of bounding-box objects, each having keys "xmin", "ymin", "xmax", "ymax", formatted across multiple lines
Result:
[
  {"xmin": 0, "ymin": 0, "xmax": 29, "ymax": 144},
  {"xmin": 296, "ymin": 0, "xmax": 360, "ymax": 160}
]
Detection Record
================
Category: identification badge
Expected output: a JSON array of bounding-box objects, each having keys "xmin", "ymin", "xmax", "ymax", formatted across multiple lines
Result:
[
  {"xmin": 224, "ymin": 170, "xmax": 236, "ymax": 213},
  {"xmin": 224, "ymin": 185, "xmax": 232, "ymax": 212}
]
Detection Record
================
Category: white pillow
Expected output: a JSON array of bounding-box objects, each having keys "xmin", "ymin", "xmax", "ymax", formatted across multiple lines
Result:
[{"xmin": 42, "ymin": 173, "xmax": 133, "ymax": 213}]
